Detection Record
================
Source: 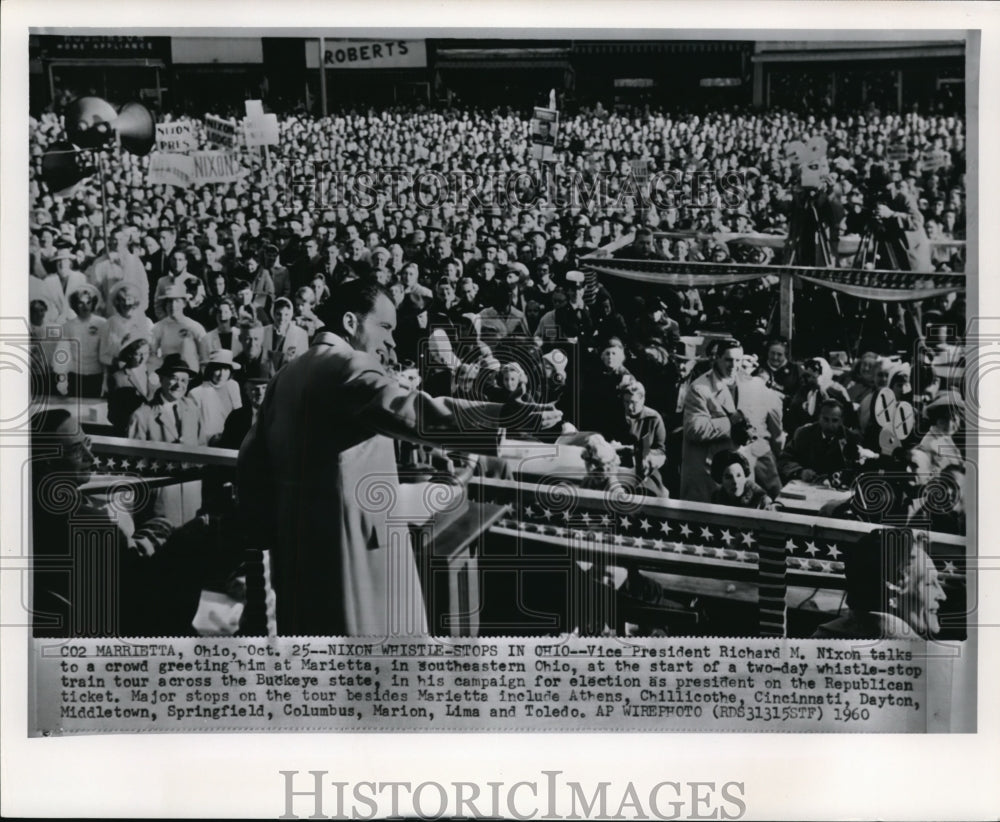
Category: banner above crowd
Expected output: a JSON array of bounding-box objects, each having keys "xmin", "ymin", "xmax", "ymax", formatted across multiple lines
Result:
[
  {"xmin": 304, "ymin": 39, "xmax": 427, "ymax": 70},
  {"xmin": 580, "ymin": 255, "xmax": 966, "ymax": 300},
  {"xmin": 148, "ymin": 150, "xmax": 248, "ymax": 188},
  {"xmin": 796, "ymin": 269, "xmax": 966, "ymax": 302},
  {"xmin": 581, "ymin": 257, "xmax": 776, "ymax": 288}
]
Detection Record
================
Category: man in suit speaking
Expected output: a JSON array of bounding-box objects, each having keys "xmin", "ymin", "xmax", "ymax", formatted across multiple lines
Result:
[{"xmin": 238, "ymin": 280, "xmax": 561, "ymax": 636}]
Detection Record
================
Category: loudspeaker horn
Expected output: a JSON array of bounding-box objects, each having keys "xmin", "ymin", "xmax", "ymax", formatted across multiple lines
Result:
[
  {"xmin": 64, "ymin": 96, "xmax": 119, "ymax": 149},
  {"xmin": 40, "ymin": 141, "xmax": 96, "ymax": 197},
  {"xmin": 63, "ymin": 96, "xmax": 156, "ymax": 156},
  {"xmin": 115, "ymin": 102, "xmax": 156, "ymax": 156}
]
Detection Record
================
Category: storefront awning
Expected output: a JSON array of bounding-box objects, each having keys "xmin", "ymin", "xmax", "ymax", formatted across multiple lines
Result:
[{"xmin": 753, "ymin": 41, "xmax": 964, "ymax": 63}]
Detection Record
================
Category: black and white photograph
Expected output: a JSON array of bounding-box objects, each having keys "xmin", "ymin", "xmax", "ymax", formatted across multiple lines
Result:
[{"xmin": 2, "ymin": 2, "xmax": 998, "ymax": 819}]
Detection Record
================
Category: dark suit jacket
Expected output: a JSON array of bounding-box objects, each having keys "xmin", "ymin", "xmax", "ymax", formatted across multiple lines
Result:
[
  {"xmin": 218, "ymin": 406, "xmax": 253, "ymax": 451},
  {"xmin": 778, "ymin": 422, "xmax": 862, "ymax": 482},
  {"xmin": 32, "ymin": 485, "xmax": 200, "ymax": 637},
  {"xmin": 237, "ymin": 331, "xmax": 507, "ymax": 636}
]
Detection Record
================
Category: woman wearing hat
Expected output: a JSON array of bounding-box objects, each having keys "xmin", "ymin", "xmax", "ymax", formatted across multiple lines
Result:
[
  {"xmin": 53, "ymin": 283, "xmax": 107, "ymax": 399},
  {"xmin": 189, "ymin": 350, "xmax": 243, "ymax": 445},
  {"xmin": 107, "ymin": 337, "xmax": 159, "ymax": 436},
  {"xmin": 919, "ymin": 390, "xmax": 965, "ymax": 474},
  {"xmin": 98, "ymin": 281, "xmax": 155, "ymax": 370},
  {"xmin": 607, "ymin": 379, "xmax": 669, "ymax": 497},
  {"xmin": 42, "ymin": 243, "xmax": 89, "ymax": 323},
  {"xmin": 710, "ymin": 450, "xmax": 773, "ymax": 510},
  {"xmin": 150, "ymin": 282, "xmax": 207, "ymax": 374}
]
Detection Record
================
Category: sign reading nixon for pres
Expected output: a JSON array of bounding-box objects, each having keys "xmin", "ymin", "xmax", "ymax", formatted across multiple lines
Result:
[
  {"xmin": 305, "ymin": 39, "xmax": 427, "ymax": 69},
  {"xmin": 155, "ymin": 122, "xmax": 196, "ymax": 153}
]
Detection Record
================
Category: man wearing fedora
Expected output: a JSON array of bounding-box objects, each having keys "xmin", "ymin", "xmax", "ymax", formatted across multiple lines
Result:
[
  {"xmin": 189, "ymin": 350, "xmax": 243, "ymax": 445},
  {"xmin": 53, "ymin": 283, "xmax": 106, "ymax": 399},
  {"xmin": 128, "ymin": 353, "xmax": 204, "ymax": 447},
  {"xmin": 128, "ymin": 353, "xmax": 206, "ymax": 524},
  {"xmin": 151, "ymin": 283, "xmax": 207, "ymax": 374}
]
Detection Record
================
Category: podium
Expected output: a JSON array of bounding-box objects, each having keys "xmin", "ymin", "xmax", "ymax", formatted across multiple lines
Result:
[{"xmin": 408, "ymin": 498, "xmax": 508, "ymax": 637}]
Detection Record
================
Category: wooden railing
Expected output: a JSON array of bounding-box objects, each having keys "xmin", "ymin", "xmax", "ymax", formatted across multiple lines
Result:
[
  {"xmin": 83, "ymin": 436, "xmax": 967, "ymax": 638},
  {"xmin": 467, "ymin": 476, "xmax": 965, "ymax": 636}
]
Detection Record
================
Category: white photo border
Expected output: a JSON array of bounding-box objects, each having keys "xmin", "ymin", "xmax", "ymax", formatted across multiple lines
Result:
[{"xmin": 3, "ymin": 2, "xmax": 999, "ymax": 819}]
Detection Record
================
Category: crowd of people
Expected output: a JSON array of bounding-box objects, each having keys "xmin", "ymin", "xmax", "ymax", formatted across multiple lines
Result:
[{"xmin": 27, "ymin": 98, "xmax": 968, "ymax": 638}]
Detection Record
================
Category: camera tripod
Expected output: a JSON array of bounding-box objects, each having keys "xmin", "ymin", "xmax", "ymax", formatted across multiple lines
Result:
[
  {"xmin": 852, "ymin": 221, "xmax": 907, "ymax": 271},
  {"xmin": 851, "ymin": 220, "xmax": 922, "ymax": 354},
  {"xmin": 779, "ymin": 195, "xmax": 850, "ymax": 355},
  {"xmin": 784, "ymin": 198, "xmax": 835, "ymax": 268}
]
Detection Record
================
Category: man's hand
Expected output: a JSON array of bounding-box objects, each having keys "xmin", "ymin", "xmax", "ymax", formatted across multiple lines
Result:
[
  {"xmin": 511, "ymin": 400, "xmax": 563, "ymax": 430},
  {"xmin": 800, "ymin": 469, "xmax": 817, "ymax": 483}
]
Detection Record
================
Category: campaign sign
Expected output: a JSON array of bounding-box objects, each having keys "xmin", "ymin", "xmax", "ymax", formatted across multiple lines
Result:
[
  {"xmin": 191, "ymin": 150, "xmax": 248, "ymax": 185},
  {"xmin": 147, "ymin": 152, "xmax": 195, "ymax": 188},
  {"xmin": 891, "ymin": 400, "xmax": 916, "ymax": 441},
  {"xmin": 244, "ymin": 113, "xmax": 279, "ymax": 147},
  {"xmin": 205, "ymin": 114, "xmax": 238, "ymax": 147},
  {"xmin": 530, "ymin": 107, "xmax": 558, "ymax": 161},
  {"xmin": 155, "ymin": 122, "xmax": 196, "ymax": 153},
  {"xmin": 874, "ymin": 387, "xmax": 898, "ymax": 429}
]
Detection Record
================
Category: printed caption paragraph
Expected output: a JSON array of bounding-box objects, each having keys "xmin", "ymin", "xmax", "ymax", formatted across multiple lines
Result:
[{"xmin": 33, "ymin": 636, "xmax": 957, "ymax": 734}]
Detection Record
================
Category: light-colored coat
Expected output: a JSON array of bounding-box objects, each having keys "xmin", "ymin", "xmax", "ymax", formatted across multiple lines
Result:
[
  {"xmin": 128, "ymin": 394, "xmax": 205, "ymax": 446},
  {"xmin": 680, "ymin": 370, "xmax": 783, "ymax": 502},
  {"xmin": 127, "ymin": 393, "xmax": 206, "ymax": 524}
]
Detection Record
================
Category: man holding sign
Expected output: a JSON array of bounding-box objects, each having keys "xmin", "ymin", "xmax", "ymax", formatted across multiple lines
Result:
[{"xmin": 530, "ymin": 104, "xmax": 558, "ymax": 162}]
